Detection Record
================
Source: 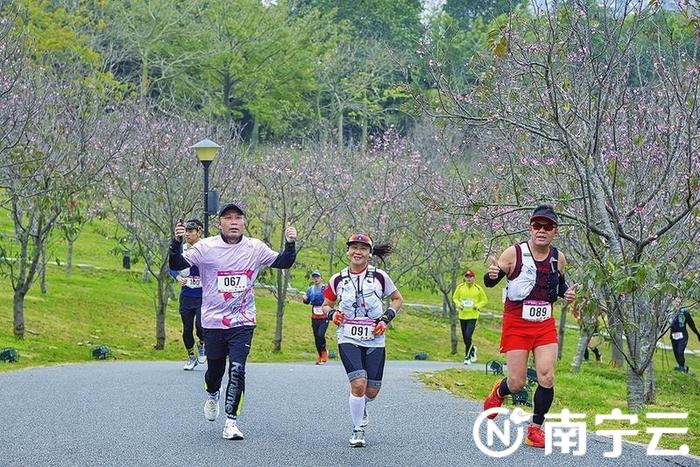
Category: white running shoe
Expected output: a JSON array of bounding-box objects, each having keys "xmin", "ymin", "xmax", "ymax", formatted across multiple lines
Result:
[
  {"xmin": 183, "ymin": 355, "xmax": 197, "ymax": 371},
  {"xmin": 360, "ymin": 407, "xmax": 369, "ymax": 428},
  {"xmin": 349, "ymin": 428, "xmax": 366, "ymax": 447},
  {"xmin": 223, "ymin": 419, "xmax": 244, "ymax": 440},
  {"xmin": 204, "ymin": 394, "xmax": 220, "ymax": 421},
  {"xmin": 471, "ymin": 346, "xmax": 478, "ymax": 363},
  {"xmin": 463, "ymin": 357, "xmax": 471, "ymax": 365},
  {"xmin": 197, "ymin": 342, "xmax": 206, "ymax": 364}
]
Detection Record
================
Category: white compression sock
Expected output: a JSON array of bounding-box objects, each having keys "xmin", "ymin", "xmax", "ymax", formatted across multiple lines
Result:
[{"xmin": 349, "ymin": 395, "xmax": 366, "ymax": 428}]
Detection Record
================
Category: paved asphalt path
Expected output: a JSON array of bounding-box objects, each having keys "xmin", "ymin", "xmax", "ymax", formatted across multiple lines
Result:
[{"xmin": 0, "ymin": 360, "xmax": 697, "ymax": 467}]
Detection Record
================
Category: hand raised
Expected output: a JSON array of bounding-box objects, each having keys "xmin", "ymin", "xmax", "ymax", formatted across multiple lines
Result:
[
  {"xmin": 487, "ymin": 255, "xmax": 501, "ymax": 279},
  {"xmin": 285, "ymin": 225, "xmax": 297, "ymax": 242}
]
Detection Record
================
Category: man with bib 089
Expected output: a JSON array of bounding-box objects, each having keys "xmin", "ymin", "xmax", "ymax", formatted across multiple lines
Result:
[{"xmin": 482, "ymin": 205, "xmax": 575, "ymax": 449}]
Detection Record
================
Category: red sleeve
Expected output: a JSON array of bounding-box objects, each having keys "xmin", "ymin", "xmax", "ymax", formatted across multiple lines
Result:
[
  {"xmin": 323, "ymin": 274, "xmax": 339, "ymax": 302},
  {"xmin": 323, "ymin": 283, "xmax": 337, "ymax": 301}
]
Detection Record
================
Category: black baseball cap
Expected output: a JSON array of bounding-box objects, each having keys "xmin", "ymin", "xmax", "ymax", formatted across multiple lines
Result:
[
  {"xmin": 218, "ymin": 203, "xmax": 246, "ymax": 217},
  {"xmin": 530, "ymin": 205, "xmax": 558, "ymax": 225}
]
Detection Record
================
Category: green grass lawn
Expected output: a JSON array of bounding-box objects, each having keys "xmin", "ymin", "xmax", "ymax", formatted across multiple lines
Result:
[{"xmin": 419, "ymin": 313, "xmax": 700, "ymax": 455}]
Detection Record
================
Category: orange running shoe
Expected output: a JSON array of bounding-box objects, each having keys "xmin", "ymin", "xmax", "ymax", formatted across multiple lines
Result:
[
  {"xmin": 483, "ymin": 381, "xmax": 505, "ymax": 419},
  {"xmin": 525, "ymin": 423, "xmax": 545, "ymax": 448},
  {"xmin": 321, "ymin": 350, "xmax": 328, "ymax": 363}
]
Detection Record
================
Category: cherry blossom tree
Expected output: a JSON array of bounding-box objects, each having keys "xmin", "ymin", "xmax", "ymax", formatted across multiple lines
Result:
[{"xmin": 426, "ymin": 1, "xmax": 700, "ymax": 409}]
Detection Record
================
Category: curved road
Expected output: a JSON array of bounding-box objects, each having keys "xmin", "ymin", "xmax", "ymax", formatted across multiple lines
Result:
[{"xmin": 0, "ymin": 361, "xmax": 696, "ymax": 466}]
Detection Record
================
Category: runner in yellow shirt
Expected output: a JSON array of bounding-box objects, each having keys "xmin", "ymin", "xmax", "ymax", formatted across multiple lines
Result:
[{"xmin": 452, "ymin": 269, "xmax": 488, "ymax": 364}]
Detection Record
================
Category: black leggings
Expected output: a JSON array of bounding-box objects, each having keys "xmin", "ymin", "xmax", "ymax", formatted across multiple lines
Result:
[
  {"xmin": 672, "ymin": 334, "xmax": 688, "ymax": 368},
  {"xmin": 312, "ymin": 319, "xmax": 329, "ymax": 356},
  {"xmin": 459, "ymin": 319, "xmax": 477, "ymax": 357},
  {"xmin": 180, "ymin": 295, "xmax": 203, "ymax": 350}
]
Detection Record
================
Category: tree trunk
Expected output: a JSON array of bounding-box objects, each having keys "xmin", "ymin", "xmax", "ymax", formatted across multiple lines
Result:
[
  {"xmin": 447, "ymin": 295, "xmax": 458, "ymax": 355},
  {"xmin": 337, "ymin": 111, "xmax": 344, "ymax": 147},
  {"xmin": 610, "ymin": 317, "xmax": 625, "ymax": 368},
  {"xmin": 250, "ymin": 116, "xmax": 259, "ymax": 146},
  {"xmin": 326, "ymin": 228, "xmax": 336, "ymax": 278},
  {"xmin": 142, "ymin": 262, "xmax": 150, "ymax": 282},
  {"xmin": 66, "ymin": 238, "xmax": 74, "ymax": 277},
  {"xmin": 13, "ymin": 289, "xmax": 26, "ymax": 340},
  {"xmin": 644, "ymin": 360, "xmax": 656, "ymax": 404},
  {"xmin": 39, "ymin": 242, "xmax": 47, "ymax": 294},
  {"xmin": 154, "ymin": 266, "xmax": 169, "ymax": 350},
  {"xmin": 557, "ymin": 302, "xmax": 568, "ymax": 360},
  {"xmin": 273, "ymin": 268, "xmax": 289, "ymax": 352},
  {"xmin": 570, "ymin": 332, "xmax": 593, "ymax": 372},
  {"xmin": 626, "ymin": 365, "xmax": 645, "ymax": 412},
  {"xmin": 361, "ymin": 115, "xmax": 368, "ymax": 153}
]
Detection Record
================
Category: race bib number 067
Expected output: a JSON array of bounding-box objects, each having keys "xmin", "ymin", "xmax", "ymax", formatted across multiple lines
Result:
[{"xmin": 217, "ymin": 271, "xmax": 247, "ymax": 293}]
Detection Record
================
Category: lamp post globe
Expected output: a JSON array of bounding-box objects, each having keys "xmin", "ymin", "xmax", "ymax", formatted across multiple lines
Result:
[{"xmin": 191, "ymin": 138, "xmax": 221, "ymax": 236}]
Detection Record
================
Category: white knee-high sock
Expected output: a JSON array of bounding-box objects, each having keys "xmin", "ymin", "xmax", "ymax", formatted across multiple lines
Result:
[{"xmin": 349, "ymin": 395, "xmax": 366, "ymax": 428}]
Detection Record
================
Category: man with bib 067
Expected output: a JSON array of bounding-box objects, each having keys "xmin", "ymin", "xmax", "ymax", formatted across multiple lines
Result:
[
  {"xmin": 482, "ymin": 205, "xmax": 575, "ymax": 449},
  {"xmin": 169, "ymin": 203, "xmax": 297, "ymax": 441}
]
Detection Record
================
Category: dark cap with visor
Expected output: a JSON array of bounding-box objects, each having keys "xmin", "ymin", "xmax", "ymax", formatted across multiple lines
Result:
[
  {"xmin": 218, "ymin": 203, "xmax": 246, "ymax": 218},
  {"xmin": 185, "ymin": 219, "xmax": 203, "ymax": 230},
  {"xmin": 530, "ymin": 205, "xmax": 558, "ymax": 225}
]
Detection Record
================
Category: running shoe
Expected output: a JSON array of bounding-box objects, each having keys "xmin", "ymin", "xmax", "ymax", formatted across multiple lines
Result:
[
  {"xmin": 471, "ymin": 346, "xmax": 478, "ymax": 363},
  {"xmin": 525, "ymin": 423, "xmax": 545, "ymax": 448},
  {"xmin": 197, "ymin": 342, "xmax": 206, "ymax": 364},
  {"xmin": 223, "ymin": 419, "xmax": 244, "ymax": 440},
  {"xmin": 204, "ymin": 393, "xmax": 220, "ymax": 421},
  {"xmin": 183, "ymin": 355, "xmax": 197, "ymax": 371},
  {"xmin": 360, "ymin": 407, "xmax": 369, "ymax": 428},
  {"xmin": 321, "ymin": 350, "xmax": 328, "ymax": 363},
  {"xmin": 483, "ymin": 381, "xmax": 505, "ymax": 419},
  {"xmin": 463, "ymin": 357, "xmax": 471, "ymax": 365},
  {"xmin": 349, "ymin": 428, "xmax": 366, "ymax": 447}
]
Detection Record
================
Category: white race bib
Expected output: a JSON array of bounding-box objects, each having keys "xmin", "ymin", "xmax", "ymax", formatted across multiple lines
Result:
[
  {"xmin": 343, "ymin": 318, "xmax": 375, "ymax": 341},
  {"xmin": 671, "ymin": 332, "xmax": 684, "ymax": 341},
  {"xmin": 186, "ymin": 277, "xmax": 202, "ymax": 288},
  {"xmin": 522, "ymin": 300, "xmax": 552, "ymax": 322},
  {"xmin": 462, "ymin": 299, "xmax": 474, "ymax": 308},
  {"xmin": 312, "ymin": 305, "xmax": 325, "ymax": 316},
  {"xmin": 217, "ymin": 271, "xmax": 248, "ymax": 293}
]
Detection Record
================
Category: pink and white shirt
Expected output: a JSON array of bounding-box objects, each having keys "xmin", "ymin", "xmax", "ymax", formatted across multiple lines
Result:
[{"xmin": 183, "ymin": 235, "xmax": 278, "ymax": 329}]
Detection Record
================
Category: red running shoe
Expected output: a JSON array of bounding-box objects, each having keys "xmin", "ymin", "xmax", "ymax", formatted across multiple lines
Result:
[
  {"xmin": 483, "ymin": 381, "xmax": 505, "ymax": 419},
  {"xmin": 525, "ymin": 423, "xmax": 545, "ymax": 448},
  {"xmin": 321, "ymin": 350, "xmax": 328, "ymax": 363}
]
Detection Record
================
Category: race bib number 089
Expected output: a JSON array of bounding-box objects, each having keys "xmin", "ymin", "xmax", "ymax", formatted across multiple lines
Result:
[
  {"xmin": 343, "ymin": 318, "xmax": 375, "ymax": 341},
  {"xmin": 217, "ymin": 271, "xmax": 247, "ymax": 293},
  {"xmin": 522, "ymin": 300, "xmax": 552, "ymax": 322}
]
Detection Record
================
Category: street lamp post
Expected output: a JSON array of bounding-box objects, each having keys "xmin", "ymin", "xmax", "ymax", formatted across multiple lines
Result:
[{"xmin": 191, "ymin": 138, "xmax": 221, "ymax": 237}]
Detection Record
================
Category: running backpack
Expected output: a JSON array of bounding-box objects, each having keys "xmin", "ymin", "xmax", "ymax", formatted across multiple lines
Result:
[{"xmin": 0, "ymin": 347, "xmax": 19, "ymax": 363}]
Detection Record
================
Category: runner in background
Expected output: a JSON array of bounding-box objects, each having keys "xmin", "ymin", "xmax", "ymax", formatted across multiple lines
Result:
[
  {"xmin": 302, "ymin": 270, "xmax": 329, "ymax": 364},
  {"xmin": 452, "ymin": 269, "xmax": 488, "ymax": 365}
]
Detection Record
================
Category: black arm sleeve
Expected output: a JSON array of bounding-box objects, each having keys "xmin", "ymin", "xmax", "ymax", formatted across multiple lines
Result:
[
  {"xmin": 558, "ymin": 274, "xmax": 569, "ymax": 298},
  {"xmin": 168, "ymin": 238, "xmax": 190, "ymax": 270},
  {"xmin": 270, "ymin": 241, "xmax": 297, "ymax": 269},
  {"xmin": 483, "ymin": 270, "xmax": 506, "ymax": 288},
  {"xmin": 686, "ymin": 312, "xmax": 700, "ymax": 336}
]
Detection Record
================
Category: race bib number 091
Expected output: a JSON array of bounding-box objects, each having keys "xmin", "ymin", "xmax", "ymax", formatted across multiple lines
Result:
[
  {"xmin": 522, "ymin": 300, "xmax": 552, "ymax": 322},
  {"xmin": 343, "ymin": 319, "xmax": 375, "ymax": 341},
  {"xmin": 217, "ymin": 271, "xmax": 247, "ymax": 293}
]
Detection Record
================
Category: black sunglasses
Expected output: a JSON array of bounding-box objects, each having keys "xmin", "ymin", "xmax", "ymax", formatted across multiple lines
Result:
[
  {"xmin": 185, "ymin": 222, "xmax": 202, "ymax": 230},
  {"xmin": 531, "ymin": 222, "xmax": 556, "ymax": 232}
]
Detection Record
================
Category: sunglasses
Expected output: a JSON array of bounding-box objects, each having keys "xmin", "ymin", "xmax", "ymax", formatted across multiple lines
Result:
[
  {"xmin": 185, "ymin": 222, "xmax": 202, "ymax": 230},
  {"xmin": 531, "ymin": 222, "xmax": 556, "ymax": 232}
]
